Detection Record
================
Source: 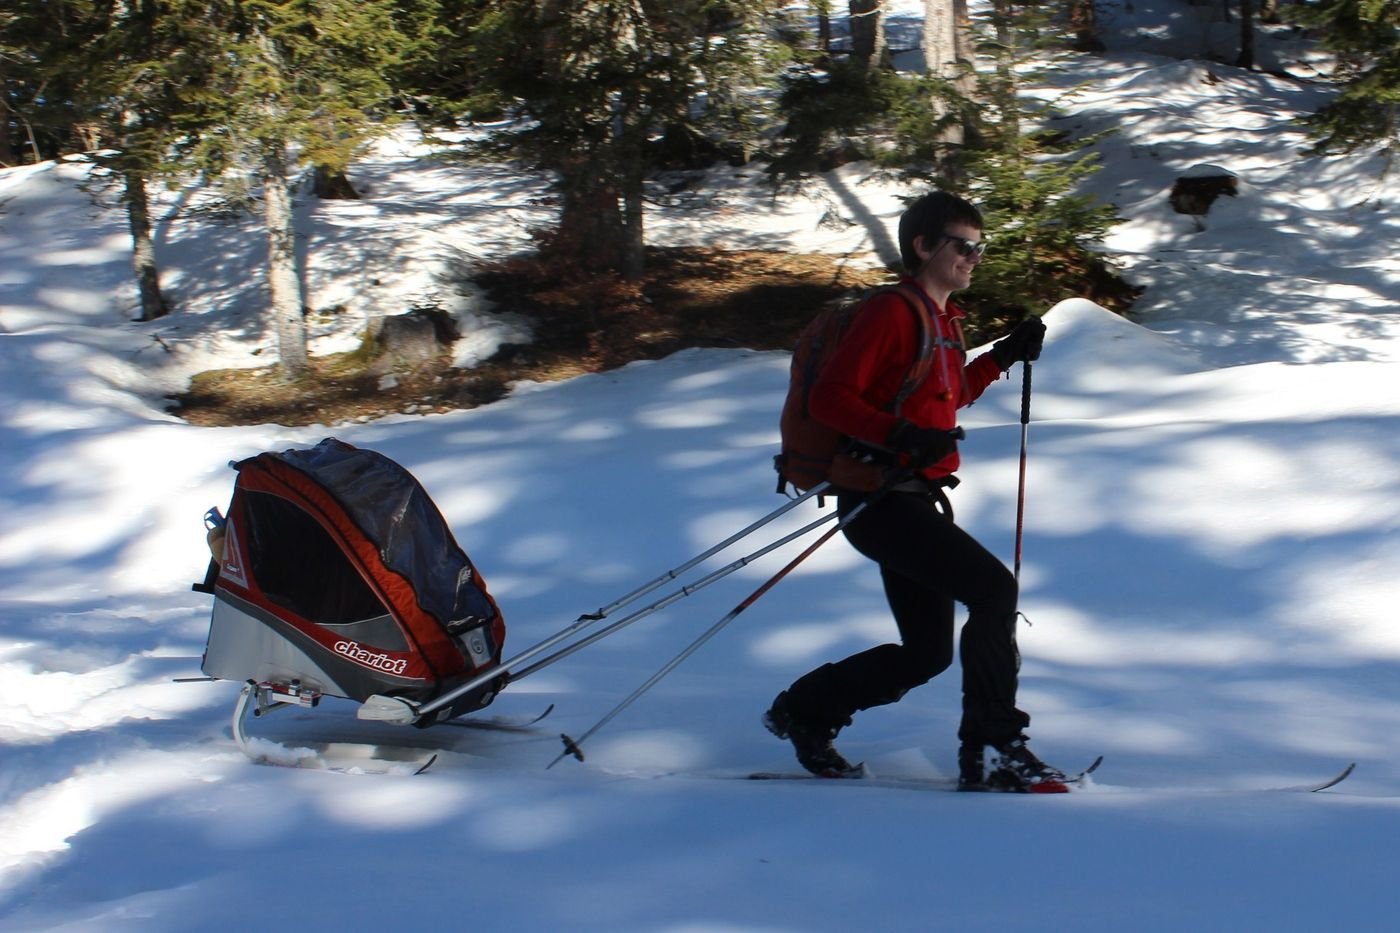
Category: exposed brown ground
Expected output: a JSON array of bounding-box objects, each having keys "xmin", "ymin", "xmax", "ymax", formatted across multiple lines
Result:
[{"xmin": 171, "ymin": 248, "xmax": 890, "ymax": 427}]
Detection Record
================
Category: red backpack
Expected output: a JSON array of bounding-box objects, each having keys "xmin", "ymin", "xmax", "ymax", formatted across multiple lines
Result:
[{"xmin": 774, "ymin": 284, "xmax": 936, "ymax": 494}]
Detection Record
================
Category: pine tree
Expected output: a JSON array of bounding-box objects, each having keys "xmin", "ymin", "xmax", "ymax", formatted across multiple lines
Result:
[
  {"xmin": 949, "ymin": 0, "xmax": 1124, "ymax": 329},
  {"xmin": 768, "ymin": 1, "xmax": 980, "ymax": 177},
  {"xmin": 0, "ymin": 9, "xmax": 23, "ymax": 165},
  {"xmin": 386, "ymin": 0, "xmax": 500, "ymax": 123},
  {"xmin": 770, "ymin": 0, "xmax": 1125, "ymax": 327},
  {"xmin": 6, "ymin": 1, "xmax": 217, "ymax": 319},
  {"xmin": 186, "ymin": 0, "xmax": 412, "ymax": 379},
  {"xmin": 471, "ymin": 1, "xmax": 786, "ymax": 280},
  {"xmin": 84, "ymin": 0, "xmax": 227, "ymax": 320},
  {"xmin": 0, "ymin": 0, "xmax": 111, "ymax": 163},
  {"xmin": 1297, "ymin": 0, "xmax": 1400, "ymax": 166}
]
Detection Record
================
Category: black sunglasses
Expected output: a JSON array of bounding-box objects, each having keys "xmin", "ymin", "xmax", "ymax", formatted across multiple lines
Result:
[{"xmin": 941, "ymin": 234, "xmax": 987, "ymax": 259}]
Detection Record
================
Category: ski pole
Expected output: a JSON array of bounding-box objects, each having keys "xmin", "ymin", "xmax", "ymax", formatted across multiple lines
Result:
[
  {"xmin": 511, "ymin": 508, "xmax": 841, "ymax": 683},
  {"xmin": 1014, "ymin": 360, "xmax": 1032, "ymax": 582},
  {"xmin": 574, "ymin": 480, "xmax": 833, "ymax": 624},
  {"xmin": 551, "ymin": 515, "xmax": 852, "ymax": 768}
]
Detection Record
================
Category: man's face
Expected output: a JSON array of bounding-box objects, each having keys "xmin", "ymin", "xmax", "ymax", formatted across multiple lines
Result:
[{"xmin": 916, "ymin": 221, "xmax": 984, "ymax": 295}]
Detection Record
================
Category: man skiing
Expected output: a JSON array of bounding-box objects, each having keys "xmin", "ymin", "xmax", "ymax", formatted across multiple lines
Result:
[{"xmin": 764, "ymin": 191, "xmax": 1067, "ymax": 791}]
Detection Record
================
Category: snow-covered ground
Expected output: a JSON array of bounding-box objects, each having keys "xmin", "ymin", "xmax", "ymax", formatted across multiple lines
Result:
[{"xmin": 2, "ymin": 3, "xmax": 1398, "ymax": 930}]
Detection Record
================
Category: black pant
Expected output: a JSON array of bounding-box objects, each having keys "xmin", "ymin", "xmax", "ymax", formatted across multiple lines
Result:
[{"xmin": 784, "ymin": 485, "xmax": 1030, "ymax": 746}]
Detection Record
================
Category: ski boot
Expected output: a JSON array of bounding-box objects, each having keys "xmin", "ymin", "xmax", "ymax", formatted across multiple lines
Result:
[
  {"xmin": 959, "ymin": 735, "xmax": 1070, "ymax": 793},
  {"xmin": 763, "ymin": 691, "xmax": 859, "ymax": 778}
]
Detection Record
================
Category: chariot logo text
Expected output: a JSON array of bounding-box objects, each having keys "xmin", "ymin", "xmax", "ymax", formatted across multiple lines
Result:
[{"xmin": 335, "ymin": 640, "xmax": 408, "ymax": 675}]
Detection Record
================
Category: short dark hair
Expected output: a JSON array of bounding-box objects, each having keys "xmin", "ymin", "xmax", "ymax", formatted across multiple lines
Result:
[{"xmin": 898, "ymin": 192, "xmax": 983, "ymax": 273}]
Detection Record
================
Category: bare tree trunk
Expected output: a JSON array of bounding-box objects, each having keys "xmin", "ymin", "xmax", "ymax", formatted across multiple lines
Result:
[
  {"xmin": 556, "ymin": 159, "xmax": 627, "ymax": 271},
  {"xmin": 1070, "ymin": 0, "xmax": 1107, "ymax": 52},
  {"xmin": 123, "ymin": 169, "xmax": 170, "ymax": 321},
  {"xmin": 923, "ymin": 2, "xmax": 955, "ymax": 85},
  {"xmin": 313, "ymin": 165, "xmax": 360, "ymax": 199},
  {"xmin": 923, "ymin": 0, "xmax": 965, "ymax": 146},
  {"xmin": 0, "ymin": 75, "xmax": 15, "ymax": 166},
  {"xmin": 260, "ymin": 143, "xmax": 308, "ymax": 380},
  {"xmin": 992, "ymin": 0, "xmax": 1018, "ymax": 144},
  {"xmin": 622, "ymin": 176, "xmax": 645, "ymax": 281},
  {"xmin": 1238, "ymin": 0, "xmax": 1256, "ymax": 69},
  {"xmin": 617, "ymin": 86, "xmax": 646, "ymax": 282},
  {"xmin": 850, "ymin": 0, "xmax": 888, "ymax": 72},
  {"xmin": 952, "ymin": 0, "xmax": 975, "ymax": 97},
  {"xmin": 73, "ymin": 122, "xmax": 103, "ymax": 152}
]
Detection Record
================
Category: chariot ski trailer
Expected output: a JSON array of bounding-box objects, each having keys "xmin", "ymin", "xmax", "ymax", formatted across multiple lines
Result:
[{"xmin": 192, "ymin": 437, "xmax": 837, "ymax": 753}]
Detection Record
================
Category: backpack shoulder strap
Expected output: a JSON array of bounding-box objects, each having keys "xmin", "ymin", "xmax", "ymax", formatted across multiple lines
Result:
[{"xmin": 877, "ymin": 284, "xmax": 937, "ymax": 416}]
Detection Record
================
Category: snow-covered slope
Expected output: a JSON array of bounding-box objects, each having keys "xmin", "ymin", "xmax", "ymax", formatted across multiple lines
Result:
[{"xmin": 2, "ymin": 2, "xmax": 1398, "ymax": 930}]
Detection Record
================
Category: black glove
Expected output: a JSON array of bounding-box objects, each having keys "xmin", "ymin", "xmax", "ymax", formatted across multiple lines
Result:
[
  {"xmin": 991, "ymin": 316, "xmax": 1046, "ymax": 370},
  {"xmin": 886, "ymin": 419, "xmax": 960, "ymax": 466}
]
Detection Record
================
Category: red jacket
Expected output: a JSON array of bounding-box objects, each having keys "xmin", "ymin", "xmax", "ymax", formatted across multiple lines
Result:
[{"xmin": 809, "ymin": 279, "xmax": 1003, "ymax": 479}]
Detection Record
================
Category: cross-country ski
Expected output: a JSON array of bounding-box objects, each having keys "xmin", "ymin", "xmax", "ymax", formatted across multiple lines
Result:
[
  {"xmin": 741, "ymin": 759, "xmax": 1358, "ymax": 795},
  {"xmin": 749, "ymin": 755, "xmax": 1105, "ymax": 793}
]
